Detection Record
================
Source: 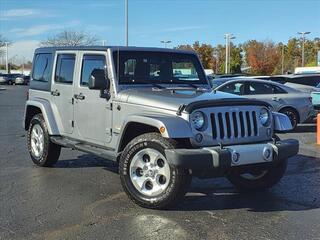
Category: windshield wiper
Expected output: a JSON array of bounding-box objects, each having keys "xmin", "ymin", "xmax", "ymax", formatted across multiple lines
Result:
[
  {"xmin": 131, "ymin": 80, "xmax": 165, "ymax": 89},
  {"xmin": 184, "ymin": 83, "xmax": 198, "ymax": 89}
]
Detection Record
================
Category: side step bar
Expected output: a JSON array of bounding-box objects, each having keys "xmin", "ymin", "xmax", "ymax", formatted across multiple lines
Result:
[{"xmin": 50, "ymin": 136, "xmax": 117, "ymax": 161}]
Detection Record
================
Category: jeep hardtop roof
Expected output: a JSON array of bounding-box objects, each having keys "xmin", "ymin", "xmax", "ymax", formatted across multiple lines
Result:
[{"xmin": 35, "ymin": 46, "xmax": 195, "ymax": 55}]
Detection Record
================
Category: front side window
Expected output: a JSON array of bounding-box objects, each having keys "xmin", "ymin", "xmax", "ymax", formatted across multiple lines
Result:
[
  {"xmin": 219, "ymin": 82, "xmax": 246, "ymax": 95},
  {"xmin": 32, "ymin": 53, "xmax": 52, "ymax": 82},
  {"xmin": 81, "ymin": 55, "xmax": 106, "ymax": 86},
  {"xmin": 55, "ymin": 54, "xmax": 75, "ymax": 84},
  {"xmin": 113, "ymin": 51, "xmax": 206, "ymax": 85}
]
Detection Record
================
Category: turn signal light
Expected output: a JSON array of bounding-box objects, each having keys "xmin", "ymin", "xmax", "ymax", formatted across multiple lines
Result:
[{"xmin": 159, "ymin": 126, "xmax": 166, "ymax": 134}]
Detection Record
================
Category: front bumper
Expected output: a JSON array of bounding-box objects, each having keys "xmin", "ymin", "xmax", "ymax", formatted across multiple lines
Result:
[{"xmin": 165, "ymin": 139, "xmax": 299, "ymax": 171}]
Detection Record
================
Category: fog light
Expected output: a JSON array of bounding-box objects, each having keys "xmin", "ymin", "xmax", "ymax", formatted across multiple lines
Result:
[
  {"xmin": 263, "ymin": 147, "xmax": 272, "ymax": 161},
  {"xmin": 231, "ymin": 151, "xmax": 240, "ymax": 164},
  {"xmin": 195, "ymin": 133, "xmax": 203, "ymax": 143}
]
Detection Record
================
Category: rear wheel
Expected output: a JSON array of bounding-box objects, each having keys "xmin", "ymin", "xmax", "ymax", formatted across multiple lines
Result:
[
  {"xmin": 119, "ymin": 133, "xmax": 191, "ymax": 209},
  {"xmin": 227, "ymin": 160, "xmax": 287, "ymax": 191},
  {"xmin": 27, "ymin": 114, "xmax": 61, "ymax": 167},
  {"xmin": 279, "ymin": 108, "xmax": 299, "ymax": 129}
]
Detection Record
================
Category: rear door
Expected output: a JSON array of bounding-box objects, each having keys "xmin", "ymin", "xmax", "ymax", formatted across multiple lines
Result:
[
  {"xmin": 243, "ymin": 81, "xmax": 288, "ymax": 110},
  {"xmin": 73, "ymin": 51, "xmax": 112, "ymax": 146},
  {"xmin": 51, "ymin": 51, "xmax": 77, "ymax": 135}
]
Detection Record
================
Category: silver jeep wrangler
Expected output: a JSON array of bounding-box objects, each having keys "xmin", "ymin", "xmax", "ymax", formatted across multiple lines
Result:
[{"xmin": 24, "ymin": 46, "xmax": 299, "ymax": 209}]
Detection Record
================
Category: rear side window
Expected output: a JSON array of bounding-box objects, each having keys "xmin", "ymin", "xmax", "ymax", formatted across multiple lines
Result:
[
  {"xmin": 248, "ymin": 82, "xmax": 273, "ymax": 94},
  {"xmin": 32, "ymin": 53, "xmax": 52, "ymax": 82},
  {"xmin": 272, "ymin": 84, "xmax": 287, "ymax": 94},
  {"xmin": 55, "ymin": 54, "xmax": 75, "ymax": 84},
  {"xmin": 81, "ymin": 55, "xmax": 106, "ymax": 86}
]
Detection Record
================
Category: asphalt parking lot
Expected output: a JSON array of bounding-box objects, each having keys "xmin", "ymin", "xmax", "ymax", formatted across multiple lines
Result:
[{"xmin": 0, "ymin": 85, "xmax": 319, "ymax": 240}]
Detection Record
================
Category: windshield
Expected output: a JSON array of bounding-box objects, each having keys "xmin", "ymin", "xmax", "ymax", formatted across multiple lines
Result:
[{"xmin": 113, "ymin": 50, "xmax": 207, "ymax": 85}]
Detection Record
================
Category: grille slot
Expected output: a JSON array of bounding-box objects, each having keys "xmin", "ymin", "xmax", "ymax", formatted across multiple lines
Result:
[{"xmin": 211, "ymin": 110, "xmax": 258, "ymax": 140}]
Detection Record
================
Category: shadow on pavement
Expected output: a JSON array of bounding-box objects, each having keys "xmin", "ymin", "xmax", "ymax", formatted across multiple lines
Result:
[
  {"xmin": 55, "ymin": 154, "xmax": 119, "ymax": 174},
  {"xmin": 174, "ymin": 153, "xmax": 320, "ymax": 212},
  {"xmin": 52, "ymin": 152, "xmax": 319, "ymax": 213}
]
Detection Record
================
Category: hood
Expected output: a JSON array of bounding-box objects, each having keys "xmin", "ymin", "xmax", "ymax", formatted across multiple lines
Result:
[{"xmin": 117, "ymin": 87, "xmax": 244, "ymax": 111}]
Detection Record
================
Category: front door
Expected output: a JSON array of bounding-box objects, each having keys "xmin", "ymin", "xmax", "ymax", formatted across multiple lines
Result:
[
  {"xmin": 73, "ymin": 51, "xmax": 112, "ymax": 146},
  {"xmin": 51, "ymin": 52, "xmax": 77, "ymax": 135}
]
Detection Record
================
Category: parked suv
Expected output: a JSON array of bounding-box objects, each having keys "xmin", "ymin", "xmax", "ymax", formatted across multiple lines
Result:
[{"xmin": 24, "ymin": 47, "xmax": 299, "ymax": 209}]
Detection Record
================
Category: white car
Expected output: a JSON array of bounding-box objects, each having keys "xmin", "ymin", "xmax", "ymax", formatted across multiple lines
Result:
[{"xmin": 211, "ymin": 78, "xmax": 314, "ymax": 128}]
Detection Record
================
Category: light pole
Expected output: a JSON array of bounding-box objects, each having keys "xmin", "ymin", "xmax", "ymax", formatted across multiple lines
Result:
[
  {"xmin": 161, "ymin": 40, "xmax": 171, "ymax": 48},
  {"xmin": 101, "ymin": 40, "xmax": 106, "ymax": 46},
  {"xmin": 125, "ymin": 0, "xmax": 128, "ymax": 46},
  {"xmin": 224, "ymin": 33, "xmax": 235, "ymax": 74},
  {"xmin": 22, "ymin": 56, "xmax": 25, "ymax": 75},
  {"xmin": 5, "ymin": 42, "xmax": 9, "ymax": 74},
  {"xmin": 213, "ymin": 50, "xmax": 219, "ymax": 74},
  {"xmin": 297, "ymin": 31, "xmax": 311, "ymax": 67}
]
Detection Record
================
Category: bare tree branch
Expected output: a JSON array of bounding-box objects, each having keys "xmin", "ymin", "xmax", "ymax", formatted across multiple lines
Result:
[{"xmin": 40, "ymin": 30, "xmax": 98, "ymax": 47}]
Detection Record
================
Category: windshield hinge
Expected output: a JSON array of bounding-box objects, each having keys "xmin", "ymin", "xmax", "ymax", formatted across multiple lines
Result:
[{"xmin": 176, "ymin": 104, "xmax": 186, "ymax": 116}]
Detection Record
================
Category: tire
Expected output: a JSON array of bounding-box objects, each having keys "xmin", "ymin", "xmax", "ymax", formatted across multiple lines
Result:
[
  {"xmin": 119, "ymin": 133, "xmax": 191, "ymax": 209},
  {"xmin": 27, "ymin": 114, "xmax": 61, "ymax": 167},
  {"xmin": 279, "ymin": 108, "xmax": 299, "ymax": 129},
  {"xmin": 227, "ymin": 160, "xmax": 287, "ymax": 191}
]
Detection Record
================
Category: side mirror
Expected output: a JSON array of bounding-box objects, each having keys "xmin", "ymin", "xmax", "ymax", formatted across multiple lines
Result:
[{"xmin": 88, "ymin": 69, "xmax": 110, "ymax": 90}]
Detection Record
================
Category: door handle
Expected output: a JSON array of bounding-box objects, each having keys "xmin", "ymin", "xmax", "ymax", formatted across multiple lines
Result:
[
  {"xmin": 74, "ymin": 93, "xmax": 85, "ymax": 100},
  {"xmin": 51, "ymin": 89, "xmax": 60, "ymax": 96},
  {"xmin": 272, "ymin": 97, "xmax": 279, "ymax": 101}
]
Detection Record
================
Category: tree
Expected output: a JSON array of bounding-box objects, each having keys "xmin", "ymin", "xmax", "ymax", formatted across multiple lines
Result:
[
  {"xmin": 229, "ymin": 43, "xmax": 243, "ymax": 73},
  {"xmin": 243, "ymin": 40, "xmax": 280, "ymax": 75},
  {"xmin": 40, "ymin": 30, "xmax": 98, "ymax": 47},
  {"xmin": 176, "ymin": 42, "xmax": 242, "ymax": 74},
  {"xmin": 0, "ymin": 34, "xmax": 10, "ymax": 57},
  {"xmin": 176, "ymin": 42, "xmax": 215, "ymax": 69}
]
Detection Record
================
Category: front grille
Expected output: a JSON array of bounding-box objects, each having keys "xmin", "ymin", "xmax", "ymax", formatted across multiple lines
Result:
[{"xmin": 210, "ymin": 110, "xmax": 258, "ymax": 140}]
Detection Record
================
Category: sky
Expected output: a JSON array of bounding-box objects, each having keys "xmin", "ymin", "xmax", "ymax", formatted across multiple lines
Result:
[{"xmin": 0, "ymin": 0, "xmax": 320, "ymax": 62}]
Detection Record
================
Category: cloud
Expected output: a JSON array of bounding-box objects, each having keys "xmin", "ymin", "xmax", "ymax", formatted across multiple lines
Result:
[
  {"xmin": 0, "ymin": 8, "xmax": 55, "ymax": 20},
  {"xmin": 7, "ymin": 40, "xmax": 40, "ymax": 61},
  {"xmin": 9, "ymin": 20, "xmax": 81, "ymax": 37},
  {"xmin": 10, "ymin": 24, "xmax": 62, "ymax": 37}
]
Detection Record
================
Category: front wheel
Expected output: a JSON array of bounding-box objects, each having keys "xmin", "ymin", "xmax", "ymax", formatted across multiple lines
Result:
[
  {"xmin": 27, "ymin": 114, "xmax": 61, "ymax": 167},
  {"xmin": 279, "ymin": 108, "xmax": 299, "ymax": 129},
  {"xmin": 119, "ymin": 133, "xmax": 191, "ymax": 209},
  {"xmin": 227, "ymin": 160, "xmax": 287, "ymax": 191}
]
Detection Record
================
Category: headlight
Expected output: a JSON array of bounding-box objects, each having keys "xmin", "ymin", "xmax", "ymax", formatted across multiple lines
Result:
[
  {"xmin": 191, "ymin": 111, "xmax": 206, "ymax": 131},
  {"xmin": 259, "ymin": 108, "xmax": 271, "ymax": 126}
]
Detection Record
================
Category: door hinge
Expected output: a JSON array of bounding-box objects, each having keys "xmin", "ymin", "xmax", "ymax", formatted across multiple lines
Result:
[
  {"xmin": 71, "ymin": 120, "xmax": 74, "ymax": 128},
  {"xmin": 106, "ymin": 128, "xmax": 112, "ymax": 135}
]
